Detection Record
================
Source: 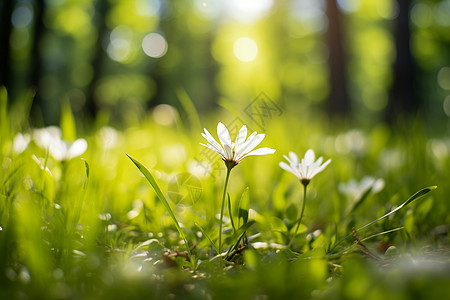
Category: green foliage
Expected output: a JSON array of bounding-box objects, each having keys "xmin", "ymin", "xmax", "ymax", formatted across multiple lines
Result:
[
  {"xmin": 126, "ymin": 153, "xmax": 193, "ymax": 267},
  {"xmin": 0, "ymin": 89, "xmax": 449, "ymax": 299}
]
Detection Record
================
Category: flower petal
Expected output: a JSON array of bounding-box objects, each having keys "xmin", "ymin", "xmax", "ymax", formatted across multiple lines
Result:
[
  {"xmin": 201, "ymin": 131, "xmax": 224, "ymax": 155},
  {"xmin": 223, "ymin": 143, "xmax": 233, "ymax": 160},
  {"xmin": 304, "ymin": 149, "xmax": 315, "ymax": 164},
  {"xmin": 49, "ymin": 139, "xmax": 67, "ymax": 161},
  {"xmin": 238, "ymin": 147, "xmax": 275, "ymax": 162},
  {"xmin": 234, "ymin": 125, "xmax": 247, "ymax": 156},
  {"xmin": 283, "ymin": 154, "xmax": 292, "ymax": 165},
  {"xmin": 236, "ymin": 133, "xmax": 265, "ymax": 159},
  {"xmin": 200, "ymin": 143, "xmax": 225, "ymax": 159},
  {"xmin": 202, "ymin": 128, "xmax": 223, "ymax": 153},
  {"xmin": 66, "ymin": 139, "xmax": 88, "ymax": 160},
  {"xmin": 217, "ymin": 122, "xmax": 232, "ymax": 150},
  {"xmin": 310, "ymin": 158, "xmax": 331, "ymax": 178},
  {"xmin": 288, "ymin": 151, "xmax": 300, "ymax": 166},
  {"xmin": 279, "ymin": 161, "xmax": 301, "ymax": 178}
]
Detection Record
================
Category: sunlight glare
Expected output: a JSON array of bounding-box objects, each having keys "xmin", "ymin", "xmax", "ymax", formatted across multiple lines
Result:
[
  {"xmin": 226, "ymin": 0, "xmax": 273, "ymax": 23},
  {"xmin": 142, "ymin": 33, "xmax": 168, "ymax": 58},
  {"xmin": 233, "ymin": 37, "xmax": 258, "ymax": 62}
]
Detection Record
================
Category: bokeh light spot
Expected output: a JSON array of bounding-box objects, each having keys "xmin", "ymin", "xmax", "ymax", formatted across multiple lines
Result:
[
  {"xmin": 11, "ymin": 5, "xmax": 33, "ymax": 28},
  {"xmin": 107, "ymin": 39, "xmax": 131, "ymax": 62},
  {"xmin": 337, "ymin": 0, "xmax": 360, "ymax": 13},
  {"xmin": 410, "ymin": 3, "xmax": 433, "ymax": 28},
  {"xmin": 226, "ymin": 0, "xmax": 273, "ymax": 23},
  {"xmin": 362, "ymin": 87, "xmax": 388, "ymax": 111},
  {"xmin": 443, "ymin": 95, "xmax": 450, "ymax": 117},
  {"xmin": 434, "ymin": 1, "xmax": 450, "ymax": 27},
  {"xmin": 135, "ymin": 0, "xmax": 161, "ymax": 17},
  {"xmin": 142, "ymin": 33, "xmax": 168, "ymax": 58},
  {"xmin": 153, "ymin": 104, "xmax": 178, "ymax": 126},
  {"xmin": 108, "ymin": 26, "xmax": 134, "ymax": 63},
  {"xmin": 437, "ymin": 67, "xmax": 450, "ymax": 90},
  {"xmin": 376, "ymin": 0, "xmax": 399, "ymax": 20},
  {"xmin": 233, "ymin": 37, "xmax": 258, "ymax": 62}
]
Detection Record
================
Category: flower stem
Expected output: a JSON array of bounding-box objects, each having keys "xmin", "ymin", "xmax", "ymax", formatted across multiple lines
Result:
[
  {"xmin": 288, "ymin": 184, "xmax": 308, "ymax": 248},
  {"xmin": 219, "ymin": 168, "xmax": 231, "ymax": 253}
]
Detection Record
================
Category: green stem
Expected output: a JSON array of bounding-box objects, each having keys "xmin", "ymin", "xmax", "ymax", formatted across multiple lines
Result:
[
  {"xmin": 219, "ymin": 168, "xmax": 231, "ymax": 253},
  {"xmin": 288, "ymin": 184, "xmax": 307, "ymax": 248}
]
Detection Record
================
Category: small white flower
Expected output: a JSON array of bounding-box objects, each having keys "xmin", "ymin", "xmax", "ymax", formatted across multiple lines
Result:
[
  {"xmin": 200, "ymin": 122, "xmax": 275, "ymax": 169},
  {"xmin": 33, "ymin": 126, "xmax": 88, "ymax": 161},
  {"xmin": 338, "ymin": 176, "xmax": 385, "ymax": 201},
  {"xmin": 97, "ymin": 126, "xmax": 119, "ymax": 150},
  {"xmin": 279, "ymin": 149, "xmax": 331, "ymax": 185},
  {"xmin": 12, "ymin": 133, "xmax": 31, "ymax": 154}
]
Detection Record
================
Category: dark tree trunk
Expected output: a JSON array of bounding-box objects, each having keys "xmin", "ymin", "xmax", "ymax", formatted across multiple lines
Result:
[
  {"xmin": 0, "ymin": 0, "xmax": 14, "ymax": 91},
  {"xmin": 325, "ymin": 0, "xmax": 351, "ymax": 117},
  {"xmin": 386, "ymin": 0, "xmax": 418, "ymax": 123},
  {"xmin": 29, "ymin": 0, "xmax": 45, "ymax": 122},
  {"xmin": 86, "ymin": 0, "xmax": 109, "ymax": 119}
]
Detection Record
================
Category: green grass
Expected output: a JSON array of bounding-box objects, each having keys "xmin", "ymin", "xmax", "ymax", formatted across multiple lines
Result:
[{"xmin": 1, "ymin": 90, "xmax": 449, "ymax": 299}]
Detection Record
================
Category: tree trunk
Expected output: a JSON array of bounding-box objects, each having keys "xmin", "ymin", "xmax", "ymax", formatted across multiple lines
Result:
[
  {"xmin": 86, "ymin": 0, "xmax": 109, "ymax": 119},
  {"xmin": 0, "ymin": 0, "xmax": 14, "ymax": 91},
  {"xmin": 29, "ymin": 0, "xmax": 45, "ymax": 123},
  {"xmin": 386, "ymin": 0, "xmax": 418, "ymax": 123},
  {"xmin": 325, "ymin": 0, "xmax": 351, "ymax": 117}
]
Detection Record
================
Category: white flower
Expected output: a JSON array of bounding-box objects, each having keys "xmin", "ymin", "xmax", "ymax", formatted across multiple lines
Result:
[
  {"xmin": 13, "ymin": 133, "xmax": 31, "ymax": 154},
  {"xmin": 279, "ymin": 149, "xmax": 331, "ymax": 185},
  {"xmin": 33, "ymin": 126, "xmax": 88, "ymax": 161},
  {"xmin": 200, "ymin": 122, "xmax": 275, "ymax": 169},
  {"xmin": 338, "ymin": 176, "xmax": 385, "ymax": 201}
]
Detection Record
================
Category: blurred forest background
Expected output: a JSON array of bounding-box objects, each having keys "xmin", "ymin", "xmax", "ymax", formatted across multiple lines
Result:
[{"xmin": 0, "ymin": 0, "xmax": 449, "ymax": 131}]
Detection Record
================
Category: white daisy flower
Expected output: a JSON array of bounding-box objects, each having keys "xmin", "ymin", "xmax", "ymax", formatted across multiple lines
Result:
[
  {"xmin": 279, "ymin": 149, "xmax": 331, "ymax": 186},
  {"xmin": 338, "ymin": 176, "xmax": 385, "ymax": 201},
  {"xmin": 33, "ymin": 126, "xmax": 88, "ymax": 161},
  {"xmin": 201, "ymin": 122, "xmax": 276, "ymax": 170}
]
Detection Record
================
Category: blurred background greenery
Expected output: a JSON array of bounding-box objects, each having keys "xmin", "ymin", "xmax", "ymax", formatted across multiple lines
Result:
[{"xmin": 1, "ymin": 0, "xmax": 450, "ymax": 129}]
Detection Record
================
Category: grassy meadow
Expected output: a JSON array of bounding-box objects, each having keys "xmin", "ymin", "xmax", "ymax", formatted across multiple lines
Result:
[{"xmin": 1, "ymin": 87, "xmax": 449, "ymax": 299}]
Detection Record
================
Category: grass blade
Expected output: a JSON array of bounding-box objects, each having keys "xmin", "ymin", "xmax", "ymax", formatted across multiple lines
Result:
[
  {"xmin": 360, "ymin": 227, "xmax": 404, "ymax": 243},
  {"xmin": 356, "ymin": 185, "xmax": 437, "ymax": 232},
  {"xmin": 175, "ymin": 88, "xmax": 201, "ymax": 133},
  {"xmin": 347, "ymin": 186, "xmax": 373, "ymax": 216},
  {"xmin": 225, "ymin": 220, "xmax": 256, "ymax": 257},
  {"xmin": 329, "ymin": 186, "xmax": 437, "ymax": 253},
  {"xmin": 82, "ymin": 159, "xmax": 89, "ymax": 189},
  {"xmin": 126, "ymin": 153, "xmax": 193, "ymax": 263},
  {"xmin": 195, "ymin": 222, "xmax": 218, "ymax": 254},
  {"xmin": 227, "ymin": 193, "xmax": 236, "ymax": 233},
  {"xmin": 238, "ymin": 187, "xmax": 250, "ymax": 228}
]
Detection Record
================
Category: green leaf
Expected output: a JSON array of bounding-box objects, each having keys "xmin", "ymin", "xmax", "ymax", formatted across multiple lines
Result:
[
  {"xmin": 195, "ymin": 223, "xmax": 218, "ymax": 254},
  {"xmin": 285, "ymin": 203, "xmax": 298, "ymax": 223},
  {"xmin": 226, "ymin": 220, "xmax": 256, "ymax": 258},
  {"xmin": 227, "ymin": 193, "xmax": 236, "ymax": 233},
  {"xmin": 270, "ymin": 216, "xmax": 288, "ymax": 233},
  {"xmin": 126, "ymin": 153, "xmax": 193, "ymax": 262},
  {"xmin": 238, "ymin": 187, "xmax": 250, "ymax": 228},
  {"xmin": 60, "ymin": 98, "xmax": 76, "ymax": 141}
]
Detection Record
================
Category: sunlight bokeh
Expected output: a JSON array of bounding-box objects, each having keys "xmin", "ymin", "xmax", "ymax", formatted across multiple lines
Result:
[{"xmin": 233, "ymin": 37, "xmax": 258, "ymax": 62}]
